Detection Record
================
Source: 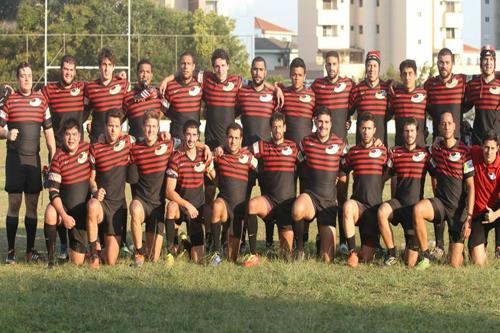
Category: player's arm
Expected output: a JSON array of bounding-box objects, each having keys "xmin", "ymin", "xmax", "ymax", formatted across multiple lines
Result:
[
  {"xmin": 165, "ymin": 176, "xmax": 193, "ymax": 209},
  {"xmin": 48, "ymin": 187, "xmax": 76, "ymax": 229},
  {"xmin": 43, "ymin": 127, "xmax": 57, "ymax": 161},
  {"xmin": 461, "ymin": 176, "xmax": 474, "ymax": 239},
  {"xmin": 89, "ymin": 170, "xmax": 106, "ymax": 201},
  {"xmin": 263, "ymin": 82, "xmax": 284, "ymax": 108}
]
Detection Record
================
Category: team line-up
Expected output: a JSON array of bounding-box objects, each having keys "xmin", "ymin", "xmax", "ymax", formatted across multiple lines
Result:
[{"xmin": 0, "ymin": 45, "xmax": 498, "ymax": 269}]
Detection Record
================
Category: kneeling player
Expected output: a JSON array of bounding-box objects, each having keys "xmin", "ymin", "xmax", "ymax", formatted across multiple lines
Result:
[
  {"xmin": 378, "ymin": 118, "xmax": 430, "ymax": 267},
  {"xmin": 292, "ymin": 106, "xmax": 346, "ymax": 262},
  {"xmin": 44, "ymin": 119, "xmax": 91, "ymax": 266},
  {"xmin": 413, "ymin": 112, "xmax": 474, "ymax": 269}
]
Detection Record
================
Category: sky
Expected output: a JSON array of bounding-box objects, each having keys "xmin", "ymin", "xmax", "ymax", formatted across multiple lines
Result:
[{"xmin": 219, "ymin": 0, "xmax": 481, "ymax": 47}]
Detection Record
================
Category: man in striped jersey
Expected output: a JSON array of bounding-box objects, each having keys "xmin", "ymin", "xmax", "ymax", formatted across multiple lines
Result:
[
  {"xmin": 0, "ymin": 62, "xmax": 56, "ymax": 264},
  {"xmin": 413, "ymin": 112, "xmax": 475, "ymax": 269},
  {"xmin": 378, "ymin": 118, "xmax": 430, "ymax": 267},
  {"xmin": 44, "ymin": 119, "xmax": 91, "ymax": 267}
]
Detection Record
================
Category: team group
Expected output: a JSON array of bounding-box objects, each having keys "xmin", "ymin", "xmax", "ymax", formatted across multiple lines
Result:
[{"xmin": 0, "ymin": 44, "xmax": 498, "ymax": 269}]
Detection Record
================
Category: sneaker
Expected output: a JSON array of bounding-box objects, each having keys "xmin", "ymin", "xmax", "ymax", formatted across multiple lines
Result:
[
  {"xmin": 416, "ymin": 257, "xmax": 431, "ymax": 270},
  {"xmin": 5, "ymin": 250, "xmax": 16, "ymax": 265},
  {"xmin": 57, "ymin": 244, "xmax": 68, "ymax": 261},
  {"xmin": 430, "ymin": 247, "xmax": 445, "ymax": 261},
  {"xmin": 295, "ymin": 250, "xmax": 305, "ymax": 262},
  {"xmin": 165, "ymin": 253, "xmax": 175, "ymax": 268},
  {"xmin": 47, "ymin": 261, "xmax": 55, "ymax": 269},
  {"xmin": 210, "ymin": 252, "xmax": 222, "ymax": 266},
  {"xmin": 384, "ymin": 256, "xmax": 398, "ymax": 266},
  {"xmin": 347, "ymin": 251, "xmax": 359, "ymax": 268},
  {"xmin": 239, "ymin": 242, "xmax": 247, "ymax": 255},
  {"xmin": 120, "ymin": 244, "xmax": 132, "ymax": 257},
  {"xmin": 339, "ymin": 243, "xmax": 349, "ymax": 256},
  {"xmin": 242, "ymin": 254, "xmax": 260, "ymax": 267},
  {"xmin": 26, "ymin": 249, "xmax": 43, "ymax": 263},
  {"xmin": 495, "ymin": 247, "xmax": 500, "ymax": 260},
  {"xmin": 89, "ymin": 253, "xmax": 100, "ymax": 269},
  {"xmin": 134, "ymin": 250, "xmax": 145, "ymax": 267}
]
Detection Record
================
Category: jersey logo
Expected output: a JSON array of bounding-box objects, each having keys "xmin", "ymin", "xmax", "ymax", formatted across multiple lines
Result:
[
  {"xmin": 299, "ymin": 94, "xmax": 312, "ymax": 103},
  {"xmin": 446, "ymin": 78, "xmax": 458, "ymax": 89},
  {"xmin": 369, "ymin": 148, "xmax": 382, "ymax": 158},
  {"xmin": 488, "ymin": 171, "xmax": 496, "ymax": 180},
  {"xmin": 223, "ymin": 82, "xmax": 235, "ymax": 91},
  {"xmin": 375, "ymin": 90, "xmax": 387, "ymax": 99},
  {"xmin": 412, "ymin": 151, "xmax": 426, "ymax": 162},
  {"xmin": 489, "ymin": 86, "xmax": 500, "ymax": 95},
  {"xmin": 155, "ymin": 144, "xmax": 168, "ymax": 155},
  {"xmin": 411, "ymin": 93, "xmax": 425, "ymax": 103},
  {"xmin": 189, "ymin": 86, "xmax": 201, "ymax": 96},
  {"xmin": 325, "ymin": 144, "xmax": 339, "ymax": 155},
  {"xmin": 281, "ymin": 146, "xmax": 293, "ymax": 156},
  {"xmin": 193, "ymin": 161, "xmax": 206, "ymax": 173},
  {"xmin": 259, "ymin": 94, "xmax": 273, "ymax": 102},
  {"xmin": 0, "ymin": 110, "xmax": 7, "ymax": 120},
  {"xmin": 70, "ymin": 87, "xmax": 81, "ymax": 96},
  {"xmin": 78, "ymin": 151, "xmax": 88, "ymax": 164},
  {"xmin": 238, "ymin": 154, "xmax": 249, "ymax": 164},
  {"xmin": 109, "ymin": 84, "xmax": 122, "ymax": 95},
  {"xmin": 30, "ymin": 98, "xmax": 42, "ymax": 107},
  {"xmin": 334, "ymin": 82, "xmax": 346, "ymax": 93},
  {"xmin": 161, "ymin": 98, "xmax": 170, "ymax": 108},
  {"xmin": 449, "ymin": 152, "xmax": 461, "ymax": 162},
  {"xmin": 113, "ymin": 139, "xmax": 126, "ymax": 152}
]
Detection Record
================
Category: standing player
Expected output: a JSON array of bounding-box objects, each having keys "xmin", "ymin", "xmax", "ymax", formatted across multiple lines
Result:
[
  {"xmin": 468, "ymin": 131, "xmax": 500, "ymax": 265},
  {"xmin": 0, "ymin": 62, "xmax": 56, "ymax": 264},
  {"xmin": 464, "ymin": 45, "xmax": 500, "ymax": 145},
  {"xmin": 342, "ymin": 113, "xmax": 387, "ymax": 267},
  {"xmin": 87, "ymin": 109, "xmax": 133, "ymax": 268},
  {"xmin": 247, "ymin": 112, "xmax": 298, "ymax": 257},
  {"xmin": 378, "ymin": 118, "xmax": 430, "ymax": 267},
  {"xmin": 44, "ymin": 119, "xmax": 91, "ymax": 267},
  {"xmin": 413, "ymin": 112, "xmax": 475, "ymax": 269},
  {"xmin": 292, "ymin": 107, "xmax": 347, "ymax": 262}
]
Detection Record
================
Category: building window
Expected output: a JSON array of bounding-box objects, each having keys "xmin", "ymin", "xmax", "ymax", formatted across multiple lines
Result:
[
  {"xmin": 446, "ymin": 27, "xmax": 455, "ymax": 39},
  {"xmin": 446, "ymin": 1, "xmax": 455, "ymax": 12},
  {"xmin": 323, "ymin": 0, "xmax": 338, "ymax": 9},
  {"xmin": 350, "ymin": 0, "xmax": 353, "ymax": 4},
  {"xmin": 485, "ymin": 16, "xmax": 490, "ymax": 23},
  {"xmin": 341, "ymin": 25, "xmax": 344, "ymax": 30},
  {"xmin": 359, "ymin": 0, "xmax": 363, "ymax": 7},
  {"xmin": 323, "ymin": 25, "xmax": 339, "ymax": 37},
  {"xmin": 359, "ymin": 25, "xmax": 363, "ymax": 34},
  {"xmin": 376, "ymin": 0, "xmax": 380, "ymax": 6},
  {"xmin": 350, "ymin": 25, "xmax": 354, "ymax": 31},
  {"xmin": 376, "ymin": 24, "xmax": 380, "ymax": 34},
  {"xmin": 486, "ymin": 0, "xmax": 490, "ymax": 4},
  {"xmin": 418, "ymin": 39, "xmax": 422, "ymax": 45}
]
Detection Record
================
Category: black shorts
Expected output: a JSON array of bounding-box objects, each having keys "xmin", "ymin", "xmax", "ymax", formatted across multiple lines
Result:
[
  {"xmin": 354, "ymin": 201, "xmax": 380, "ymax": 247},
  {"xmin": 101, "ymin": 199, "xmax": 128, "ymax": 237},
  {"xmin": 134, "ymin": 197, "xmax": 165, "ymax": 234},
  {"xmin": 429, "ymin": 197, "xmax": 465, "ymax": 243},
  {"xmin": 386, "ymin": 199, "xmax": 418, "ymax": 251},
  {"xmin": 66, "ymin": 203, "xmax": 88, "ymax": 254},
  {"xmin": 217, "ymin": 196, "xmax": 245, "ymax": 238},
  {"xmin": 5, "ymin": 152, "xmax": 42, "ymax": 194},
  {"xmin": 468, "ymin": 213, "xmax": 500, "ymax": 249},
  {"xmin": 263, "ymin": 195, "xmax": 294, "ymax": 230},
  {"xmin": 304, "ymin": 191, "xmax": 337, "ymax": 227}
]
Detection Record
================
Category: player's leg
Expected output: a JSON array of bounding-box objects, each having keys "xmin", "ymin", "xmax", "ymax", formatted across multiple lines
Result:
[
  {"xmin": 337, "ymin": 174, "xmax": 349, "ymax": 252},
  {"xmin": 130, "ymin": 199, "xmax": 146, "ymax": 265},
  {"xmin": 104, "ymin": 235, "xmax": 121, "ymax": 266},
  {"xmin": 377, "ymin": 202, "xmax": 395, "ymax": 256},
  {"xmin": 189, "ymin": 216, "xmax": 205, "ymax": 264},
  {"xmin": 448, "ymin": 231, "xmax": 465, "ymax": 268},
  {"xmin": 291, "ymin": 193, "xmax": 315, "ymax": 258},
  {"xmin": 43, "ymin": 203, "xmax": 59, "ymax": 266},
  {"xmin": 248, "ymin": 195, "xmax": 273, "ymax": 220},
  {"xmin": 413, "ymin": 199, "xmax": 436, "ymax": 253},
  {"xmin": 165, "ymin": 201, "xmax": 181, "ymax": 255},
  {"xmin": 468, "ymin": 217, "xmax": 488, "ymax": 266},
  {"xmin": 211, "ymin": 198, "xmax": 228, "ymax": 255},
  {"xmin": 86, "ymin": 198, "xmax": 104, "ymax": 268},
  {"xmin": 343, "ymin": 199, "xmax": 361, "ymax": 266},
  {"xmin": 67, "ymin": 211, "xmax": 88, "ymax": 266},
  {"xmin": 6, "ymin": 193, "xmax": 22, "ymax": 263},
  {"xmin": 24, "ymin": 192, "xmax": 41, "ymax": 261},
  {"xmin": 203, "ymin": 180, "xmax": 216, "ymax": 249}
]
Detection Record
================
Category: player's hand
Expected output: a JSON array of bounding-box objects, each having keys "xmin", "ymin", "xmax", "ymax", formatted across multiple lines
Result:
[
  {"xmin": 4, "ymin": 84, "xmax": 14, "ymax": 95},
  {"xmin": 432, "ymin": 136, "xmax": 443, "ymax": 150},
  {"xmin": 86, "ymin": 122, "xmax": 92, "ymax": 134},
  {"xmin": 461, "ymin": 216, "xmax": 472, "ymax": 240},
  {"xmin": 345, "ymin": 120, "xmax": 351, "ymax": 131},
  {"xmin": 160, "ymin": 131, "xmax": 171, "ymax": 143},
  {"xmin": 214, "ymin": 146, "xmax": 224, "ymax": 158},
  {"xmin": 62, "ymin": 214, "xmax": 76, "ymax": 229},
  {"xmin": 7, "ymin": 128, "xmax": 19, "ymax": 141},
  {"xmin": 204, "ymin": 144, "xmax": 213, "ymax": 161},
  {"xmin": 159, "ymin": 78, "xmax": 169, "ymax": 95},
  {"xmin": 275, "ymin": 85, "xmax": 284, "ymax": 108},
  {"xmin": 97, "ymin": 133, "xmax": 106, "ymax": 144},
  {"xmin": 373, "ymin": 137, "xmax": 384, "ymax": 147},
  {"xmin": 389, "ymin": 80, "xmax": 399, "ymax": 95},
  {"xmin": 116, "ymin": 70, "xmax": 127, "ymax": 80},
  {"xmin": 185, "ymin": 202, "xmax": 199, "ymax": 219},
  {"xmin": 94, "ymin": 188, "xmax": 106, "ymax": 202},
  {"xmin": 483, "ymin": 207, "xmax": 496, "ymax": 224}
]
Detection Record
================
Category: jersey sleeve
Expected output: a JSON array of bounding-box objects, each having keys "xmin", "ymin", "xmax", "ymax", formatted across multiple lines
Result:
[
  {"xmin": 48, "ymin": 153, "xmax": 62, "ymax": 190},
  {"xmin": 386, "ymin": 148, "xmax": 395, "ymax": 176},
  {"xmin": 341, "ymin": 148, "xmax": 352, "ymax": 174},
  {"xmin": 42, "ymin": 99, "xmax": 52, "ymax": 129},
  {"xmin": 166, "ymin": 154, "xmax": 179, "ymax": 178},
  {"xmin": 463, "ymin": 148, "xmax": 475, "ymax": 179},
  {"xmin": 251, "ymin": 140, "xmax": 263, "ymax": 158},
  {"xmin": 0, "ymin": 99, "xmax": 9, "ymax": 127},
  {"xmin": 348, "ymin": 86, "xmax": 357, "ymax": 115},
  {"xmin": 89, "ymin": 144, "xmax": 97, "ymax": 170}
]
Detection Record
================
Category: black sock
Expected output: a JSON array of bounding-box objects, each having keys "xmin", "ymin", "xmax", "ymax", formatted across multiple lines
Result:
[
  {"xmin": 44, "ymin": 224, "xmax": 57, "ymax": 262},
  {"xmin": 6, "ymin": 216, "xmax": 19, "ymax": 251},
  {"xmin": 338, "ymin": 207, "xmax": 346, "ymax": 244},
  {"xmin": 265, "ymin": 221, "xmax": 274, "ymax": 245},
  {"xmin": 121, "ymin": 220, "xmax": 127, "ymax": 245},
  {"xmin": 166, "ymin": 219, "xmax": 176, "ymax": 254},
  {"xmin": 388, "ymin": 247, "xmax": 396, "ymax": 257},
  {"xmin": 303, "ymin": 221, "xmax": 310, "ymax": 243},
  {"xmin": 212, "ymin": 223, "xmax": 222, "ymax": 253},
  {"xmin": 434, "ymin": 222, "xmax": 445, "ymax": 249},
  {"xmin": 422, "ymin": 249, "xmax": 431, "ymax": 259},
  {"xmin": 24, "ymin": 217, "xmax": 37, "ymax": 252},
  {"xmin": 347, "ymin": 236, "xmax": 356, "ymax": 251},
  {"xmin": 247, "ymin": 214, "xmax": 258, "ymax": 255},
  {"xmin": 98, "ymin": 225, "xmax": 105, "ymax": 246},
  {"xmin": 57, "ymin": 224, "xmax": 68, "ymax": 248},
  {"xmin": 294, "ymin": 220, "xmax": 305, "ymax": 252}
]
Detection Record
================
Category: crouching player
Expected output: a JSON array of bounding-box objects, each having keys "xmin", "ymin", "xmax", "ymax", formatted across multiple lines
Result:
[{"xmin": 44, "ymin": 119, "xmax": 91, "ymax": 267}]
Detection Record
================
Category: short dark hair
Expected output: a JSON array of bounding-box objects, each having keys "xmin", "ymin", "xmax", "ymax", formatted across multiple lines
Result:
[
  {"xmin": 226, "ymin": 122, "xmax": 243, "ymax": 136},
  {"xmin": 106, "ymin": 109, "xmax": 124, "ymax": 124},
  {"xmin": 62, "ymin": 118, "xmax": 80, "ymax": 133},
  {"xmin": 142, "ymin": 109, "xmax": 160, "ymax": 126},
  {"xmin": 402, "ymin": 117, "xmax": 419, "ymax": 131},
  {"xmin": 60, "ymin": 55, "xmax": 77, "ymax": 69},
  {"xmin": 211, "ymin": 48, "xmax": 230, "ymax": 67},
  {"xmin": 183, "ymin": 119, "xmax": 200, "ymax": 135},
  {"xmin": 437, "ymin": 48, "xmax": 455, "ymax": 63},
  {"xmin": 290, "ymin": 57, "xmax": 306, "ymax": 73},
  {"xmin": 137, "ymin": 59, "xmax": 152, "ymax": 73},
  {"xmin": 399, "ymin": 59, "xmax": 417, "ymax": 75},
  {"xmin": 482, "ymin": 130, "xmax": 498, "ymax": 145},
  {"xmin": 16, "ymin": 61, "xmax": 31, "ymax": 78},
  {"xmin": 251, "ymin": 56, "xmax": 267, "ymax": 68},
  {"xmin": 98, "ymin": 47, "xmax": 116, "ymax": 66},
  {"xmin": 325, "ymin": 51, "xmax": 340, "ymax": 61},
  {"xmin": 270, "ymin": 111, "xmax": 286, "ymax": 126},
  {"xmin": 439, "ymin": 111, "xmax": 454, "ymax": 122},
  {"xmin": 358, "ymin": 112, "xmax": 376, "ymax": 127},
  {"xmin": 314, "ymin": 105, "xmax": 332, "ymax": 119},
  {"xmin": 179, "ymin": 51, "xmax": 196, "ymax": 64}
]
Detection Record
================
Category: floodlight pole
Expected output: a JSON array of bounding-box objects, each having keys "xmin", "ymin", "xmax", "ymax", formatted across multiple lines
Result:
[
  {"xmin": 44, "ymin": 0, "xmax": 48, "ymax": 85},
  {"xmin": 128, "ymin": 0, "xmax": 131, "ymax": 79}
]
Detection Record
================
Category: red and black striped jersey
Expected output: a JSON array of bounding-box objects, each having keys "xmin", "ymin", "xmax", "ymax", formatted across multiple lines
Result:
[
  {"xmin": 202, "ymin": 72, "xmax": 242, "ymax": 149},
  {"xmin": 424, "ymin": 74, "xmax": 466, "ymax": 139},
  {"xmin": 166, "ymin": 147, "xmax": 213, "ymax": 208},
  {"xmin": 90, "ymin": 135, "xmax": 133, "ymax": 203},
  {"xmin": 349, "ymin": 80, "xmax": 389, "ymax": 144},
  {"xmin": 311, "ymin": 77, "xmax": 355, "ymax": 139},
  {"xmin": 215, "ymin": 148, "xmax": 258, "ymax": 208},
  {"xmin": 298, "ymin": 133, "xmax": 347, "ymax": 200},
  {"xmin": 388, "ymin": 86, "xmax": 427, "ymax": 146},
  {"xmin": 130, "ymin": 138, "xmax": 175, "ymax": 206},
  {"xmin": 429, "ymin": 140, "xmax": 474, "ymax": 208},
  {"xmin": 465, "ymin": 76, "xmax": 500, "ymax": 145},
  {"xmin": 237, "ymin": 85, "xmax": 276, "ymax": 145},
  {"xmin": 164, "ymin": 78, "xmax": 202, "ymax": 139},
  {"xmin": 123, "ymin": 85, "xmax": 163, "ymax": 140},
  {"xmin": 387, "ymin": 146, "xmax": 430, "ymax": 206},
  {"xmin": 48, "ymin": 142, "xmax": 91, "ymax": 210},
  {"xmin": 470, "ymin": 145, "xmax": 500, "ymax": 217},
  {"xmin": 280, "ymin": 85, "xmax": 315, "ymax": 144},
  {"xmin": 84, "ymin": 77, "xmax": 129, "ymax": 141},
  {"xmin": 342, "ymin": 144, "xmax": 387, "ymax": 206},
  {"xmin": 0, "ymin": 90, "xmax": 52, "ymax": 155},
  {"xmin": 252, "ymin": 139, "xmax": 298, "ymax": 202},
  {"xmin": 41, "ymin": 81, "xmax": 88, "ymax": 147}
]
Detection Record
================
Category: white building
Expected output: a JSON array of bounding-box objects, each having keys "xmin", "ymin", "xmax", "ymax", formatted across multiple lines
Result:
[
  {"xmin": 298, "ymin": 0, "xmax": 464, "ymax": 75},
  {"xmin": 155, "ymin": 0, "xmax": 218, "ymax": 13},
  {"xmin": 481, "ymin": 0, "xmax": 500, "ymax": 48}
]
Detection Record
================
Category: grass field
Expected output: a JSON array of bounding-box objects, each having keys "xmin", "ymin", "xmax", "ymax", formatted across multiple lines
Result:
[{"xmin": 0, "ymin": 135, "xmax": 498, "ymax": 332}]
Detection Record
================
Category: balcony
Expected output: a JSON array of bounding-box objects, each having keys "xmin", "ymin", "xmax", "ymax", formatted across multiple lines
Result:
[{"xmin": 444, "ymin": 12, "xmax": 463, "ymax": 28}]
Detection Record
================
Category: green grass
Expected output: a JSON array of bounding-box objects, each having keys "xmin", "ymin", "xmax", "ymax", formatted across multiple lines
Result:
[{"xmin": 0, "ymin": 135, "xmax": 498, "ymax": 332}]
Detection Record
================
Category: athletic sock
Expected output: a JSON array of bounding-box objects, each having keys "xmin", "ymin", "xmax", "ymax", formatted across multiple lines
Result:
[
  {"xmin": 434, "ymin": 222, "xmax": 445, "ymax": 249},
  {"xmin": 24, "ymin": 217, "xmax": 37, "ymax": 252},
  {"xmin": 422, "ymin": 249, "xmax": 431, "ymax": 259},
  {"xmin": 44, "ymin": 224, "xmax": 57, "ymax": 263},
  {"xmin": 338, "ymin": 207, "xmax": 346, "ymax": 244},
  {"xmin": 347, "ymin": 236, "xmax": 356, "ymax": 251},
  {"xmin": 57, "ymin": 224, "xmax": 68, "ymax": 247},
  {"xmin": 166, "ymin": 219, "xmax": 176, "ymax": 254},
  {"xmin": 121, "ymin": 220, "xmax": 128, "ymax": 246},
  {"xmin": 265, "ymin": 220, "xmax": 274, "ymax": 246},
  {"xmin": 247, "ymin": 214, "xmax": 258, "ymax": 255},
  {"xmin": 6, "ymin": 216, "xmax": 19, "ymax": 251},
  {"xmin": 294, "ymin": 220, "xmax": 305, "ymax": 252},
  {"xmin": 212, "ymin": 223, "xmax": 222, "ymax": 253},
  {"xmin": 388, "ymin": 247, "xmax": 397, "ymax": 257},
  {"xmin": 303, "ymin": 221, "xmax": 310, "ymax": 243}
]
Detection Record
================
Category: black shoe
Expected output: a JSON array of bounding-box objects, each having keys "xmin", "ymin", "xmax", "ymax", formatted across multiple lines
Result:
[
  {"xmin": 5, "ymin": 249, "xmax": 16, "ymax": 265},
  {"xmin": 26, "ymin": 249, "xmax": 43, "ymax": 263}
]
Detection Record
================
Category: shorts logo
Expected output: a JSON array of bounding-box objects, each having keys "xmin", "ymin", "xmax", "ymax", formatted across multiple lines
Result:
[
  {"xmin": 193, "ymin": 161, "xmax": 206, "ymax": 173},
  {"xmin": 281, "ymin": 146, "xmax": 293, "ymax": 156},
  {"xmin": 488, "ymin": 171, "xmax": 496, "ymax": 180},
  {"xmin": 222, "ymin": 82, "xmax": 235, "ymax": 91},
  {"xmin": 369, "ymin": 148, "xmax": 382, "ymax": 158},
  {"xmin": 155, "ymin": 144, "xmax": 168, "ymax": 155},
  {"xmin": 189, "ymin": 86, "xmax": 201, "ymax": 96},
  {"xmin": 446, "ymin": 78, "xmax": 458, "ymax": 89},
  {"xmin": 449, "ymin": 152, "xmax": 461, "ymax": 162},
  {"xmin": 77, "ymin": 151, "xmax": 88, "ymax": 164},
  {"xmin": 411, "ymin": 93, "xmax": 425, "ymax": 103},
  {"xmin": 412, "ymin": 151, "xmax": 426, "ymax": 162},
  {"xmin": 113, "ymin": 139, "xmax": 126, "ymax": 152},
  {"xmin": 238, "ymin": 154, "xmax": 249, "ymax": 164},
  {"xmin": 299, "ymin": 94, "xmax": 312, "ymax": 103},
  {"xmin": 334, "ymin": 82, "xmax": 346, "ymax": 93},
  {"xmin": 325, "ymin": 144, "xmax": 339, "ymax": 155},
  {"xmin": 109, "ymin": 84, "xmax": 122, "ymax": 95},
  {"xmin": 70, "ymin": 87, "xmax": 80, "ymax": 96},
  {"xmin": 375, "ymin": 90, "xmax": 387, "ymax": 99},
  {"xmin": 489, "ymin": 86, "xmax": 500, "ymax": 95},
  {"xmin": 30, "ymin": 98, "xmax": 42, "ymax": 107},
  {"xmin": 259, "ymin": 94, "xmax": 273, "ymax": 102}
]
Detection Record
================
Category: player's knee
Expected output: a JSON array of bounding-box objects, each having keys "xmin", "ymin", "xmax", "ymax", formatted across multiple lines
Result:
[
  {"xmin": 44, "ymin": 204, "xmax": 58, "ymax": 225},
  {"xmin": 87, "ymin": 198, "xmax": 100, "ymax": 214},
  {"xmin": 130, "ymin": 201, "xmax": 143, "ymax": 221},
  {"xmin": 343, "ymin": 200, "xmax": 356, "ymax": 217},
  {"xmin": 166, "ymin": 201, "xmax": 179, "ymax": 218},
  {"xmin": 377, "ymin": 203, "xmax": 390, "ymax": 223},
  {"xmin": 247, "ymin": 198, "xmax": 258, "ymax": 215},
  {"xmin": 291, "ymin": 201, "xmax": 304, "ymax": 222},
  {"xmin": 8, "ymin": 193, "xmax": 23, "ymax": 214}
]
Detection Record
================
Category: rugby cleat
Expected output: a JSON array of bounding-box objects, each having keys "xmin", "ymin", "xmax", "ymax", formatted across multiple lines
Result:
[
  {"xmin": 26, "ymin": 249, "xmax": 43, "ymax": 263},
  {"xmin": 384, "ymin": 256, "xmax": 398, "ymax": 266},
  {"xmin": 347, "ymin": 250, "xmax": 359, "ymax": 268},
  {"xmin": 210, "ymin": 252, "xmax": 222, "ymax": 266},
  {"xmin": 5, "ymin": 249, "xmax": 16, "ymax": 265},
  {"xmin": 242, "ymin": 254, "xmax": 260, "ymax": 268},
  {"xmin": 415, "ymin": 257, "xmax": 431, "ymax": 270}
]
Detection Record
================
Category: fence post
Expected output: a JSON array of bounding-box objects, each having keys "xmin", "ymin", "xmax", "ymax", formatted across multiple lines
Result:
[
  {"xmin": 63, "ymin": 32, "xmax": 66, "ymax": 54},
  {"xmin": 175, "ymin": 35, "xmax": 178, "ymax": 69},
  {"xmin": 25, "ymin": 34, "xmax": 29, "ymax": 62},
  {"xmin": 138, "ymin": 34, "xmax": 141, "ymax": 61}
]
